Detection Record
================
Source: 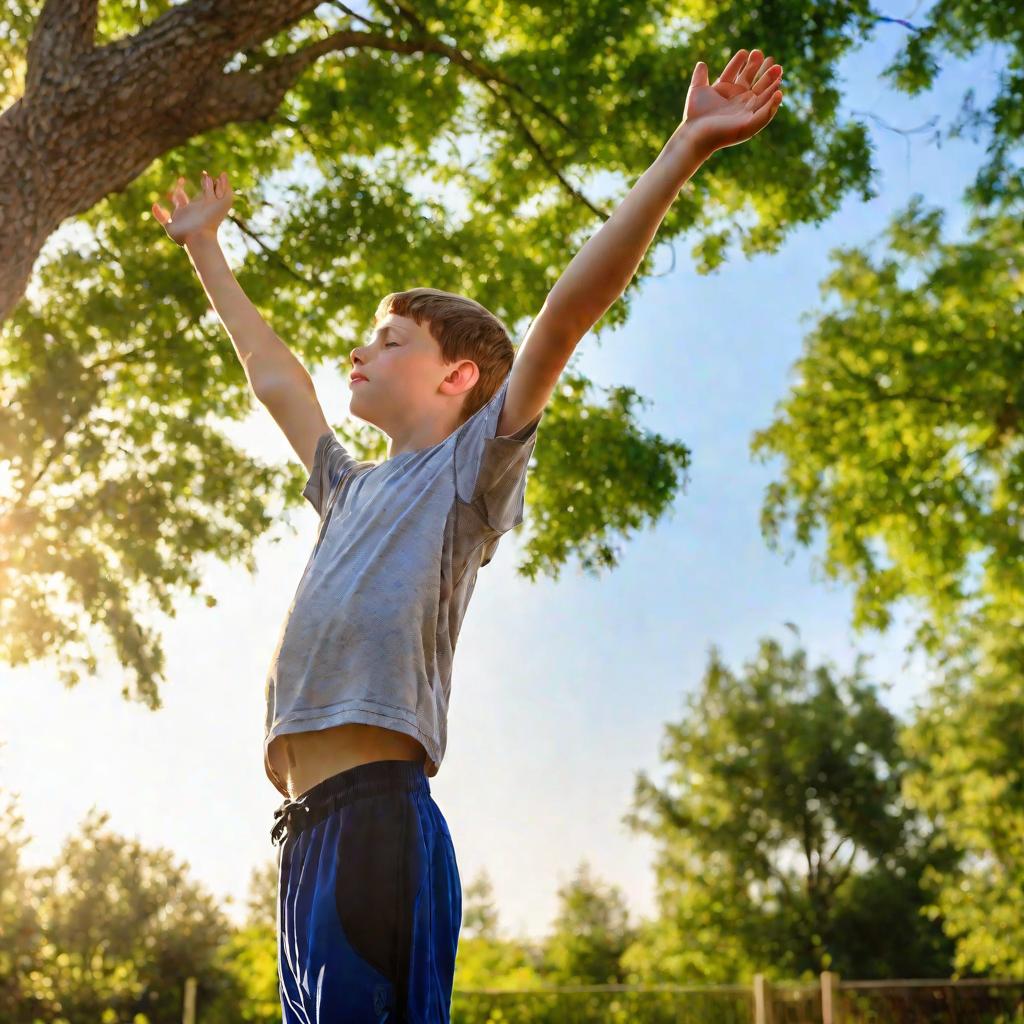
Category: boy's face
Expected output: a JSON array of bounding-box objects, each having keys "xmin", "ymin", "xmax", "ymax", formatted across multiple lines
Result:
[{"xmin": 348, "ymin": 313, "xmax": 474, "ymax": 432}]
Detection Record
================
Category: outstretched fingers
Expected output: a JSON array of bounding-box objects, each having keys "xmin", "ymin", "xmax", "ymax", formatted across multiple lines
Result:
[
  {"xmin": 717, "ymin": 48, "xmax": 750, "ymax": 86},
  {"xmin": 752, "ymin": 85, "xmax": 784, "ymax": 120},
  {"xmin": 170, "ymin": 176, "xmax": 189, "ymax": 208},
  {"xmin": 752, "ymin": 62, "xmax": 782, "ymax": 96}
]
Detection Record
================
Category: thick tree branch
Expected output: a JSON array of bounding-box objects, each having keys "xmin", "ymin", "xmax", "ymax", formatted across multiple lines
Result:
[
  {"xmin": 24, "ymin": 0, "xmax": 100, "ymax": 95},
  {"xmin": 381, "ymin": 1, "xmax": 605, "ymax": 218},
  {"xmin": 209, "ymin": 27, "xmax": 608, "ymax": 221},
  {"xmin": 115, "ymin": 0, "xmax": 324, "ymax": 75},
  {"xmin": 384, "ymin": 0, "xmax": 578, "ymax": 140},
  {"xmin": 803, "ymin": 810, "xmax": 816, "ymax": 898},
  {"xmin": 2, "ymin": 3, "xmax": 606, "ymax": 322}
]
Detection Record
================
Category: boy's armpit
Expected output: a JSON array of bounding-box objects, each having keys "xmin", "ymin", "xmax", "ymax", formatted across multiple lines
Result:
[
  {"xmin": 454, "ymin": 372, "xmax": 542, "ymax": 534},
  {"xmin": 302, "ymin": 431, "xmax": 359, "ymax": 518}
]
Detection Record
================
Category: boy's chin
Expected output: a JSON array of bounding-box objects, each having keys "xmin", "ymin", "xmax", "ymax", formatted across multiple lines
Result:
[{"xmin": 347, "ymin": 393, "xmax": 379, "ymax": 428}]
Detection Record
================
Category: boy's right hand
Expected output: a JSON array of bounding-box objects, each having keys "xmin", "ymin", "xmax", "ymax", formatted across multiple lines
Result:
[{"xmin": 151, "ymin": 170, "xmax": 233, "ymax": 247}]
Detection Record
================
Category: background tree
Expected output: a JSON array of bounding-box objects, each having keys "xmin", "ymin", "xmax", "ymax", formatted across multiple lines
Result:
[
  {"xmin": 449, "ymin": 866, "xmax": 546, "ymax": 991},
  {"xmin": 241, "ymin": 856, "xmax": 279, "ymax": 933},
  {"xmin": 461, "ymin": 865, "xmax": 501, "ymax": 941},
  {"xmin": 29, "ymin": 806, "xmax": 236, "ymax": 1023},
  {"xmin": 750, "ymin": 197, "xmax": 1023, "ymax": 661},
  {"xmin": 202, "ymin": 859, "xmax": 282, "ymax": 1024},
  {"xmin": 899, "ymin": 618, "xmax": 1024, "ymax": 978},
  {"xmin": 1, "ymin": 0, "xmax": 882, "ymax": 704},
  {"xmin": 538, "ymin": 859, "xmax": 637, "ymax": 985},
  {"xmin": 879, "ymin": 0, "xmax": 1024, "ymax": 208},
  {"xmin": 749, "ymin": 194, "xmax": 1024, "ymax": 972},
  {"xmin": 0, "ymin": 787, "xmax": 284, "ymax": 1024},
  {"xmin": 0, "ymin": 787, "xmax": 49, "ymax": 1022},
  {"xmin": 621, "ymin": 638, "xmax": 957, "ymax": 983},
  {"xmin": 728, "ymin": 10, "xmax": 1024, "ymax": 985}
]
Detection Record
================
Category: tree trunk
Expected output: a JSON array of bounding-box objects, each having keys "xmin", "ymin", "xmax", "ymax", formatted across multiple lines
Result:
[{"xmin": 0, "ymin": 0, "xmax": 334, "ymax": 322}]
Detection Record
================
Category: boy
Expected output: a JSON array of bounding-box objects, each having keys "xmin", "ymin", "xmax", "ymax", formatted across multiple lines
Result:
[{"xmin": 151, "ymin": 47, "xmax": 782, "ymax": 1023}]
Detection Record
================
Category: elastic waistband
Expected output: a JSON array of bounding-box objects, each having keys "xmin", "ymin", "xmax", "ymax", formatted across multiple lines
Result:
[{"xmin": 271, "ymin": 758, "xmax": 429, "ymax": 847}]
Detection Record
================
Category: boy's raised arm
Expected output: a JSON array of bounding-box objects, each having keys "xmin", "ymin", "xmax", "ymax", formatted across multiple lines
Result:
[
  {"xmin": 503, "ymin": 48, "xmax": 783, "ymax": 435},
  {"xmin": 152, "ymin": 171, "xmax": 311, "ymax": 399},
  {"xmin": 152, "ymin": 171, "xmax": 330, "ymax": 473},
  {"xmin": 183, "ymin": 230, "xmax": 313, "ymax": 401}
]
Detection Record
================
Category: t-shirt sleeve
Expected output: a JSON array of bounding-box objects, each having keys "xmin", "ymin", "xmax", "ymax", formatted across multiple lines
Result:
[
  {"xmin": 453, "ymin": 371, "xmax": 543, "ymax": 533},
  {"xmin": 302, "ymin": 430, "xmax": 359, "ymax": 517}
]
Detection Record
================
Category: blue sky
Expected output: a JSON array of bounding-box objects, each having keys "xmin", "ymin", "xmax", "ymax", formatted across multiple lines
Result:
[{"xmin": 2, "ymin": 3, "xmax": 1001, "ymax": 942}]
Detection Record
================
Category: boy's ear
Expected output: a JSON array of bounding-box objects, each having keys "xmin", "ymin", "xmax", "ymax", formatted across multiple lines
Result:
[{"xmin": 442, "ymin": 358, "xmax": 481, "ymax": 397}]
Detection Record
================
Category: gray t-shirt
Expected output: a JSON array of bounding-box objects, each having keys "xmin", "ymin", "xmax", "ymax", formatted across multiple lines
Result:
[{"xmin": 263, "ymin": 369, "xmax": 542, "ymax": 796}]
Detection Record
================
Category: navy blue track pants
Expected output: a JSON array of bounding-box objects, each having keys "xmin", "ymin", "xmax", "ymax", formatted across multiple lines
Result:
[{"xmin": 271, "ymin": 758, "xmax": 462, "ymax": 1022}]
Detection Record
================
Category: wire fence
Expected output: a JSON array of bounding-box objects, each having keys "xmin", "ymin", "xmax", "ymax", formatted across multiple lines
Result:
[
  {"xmin": 446, "ymin": 974, "xmax": 1024, "ymax": 1024},
  {"xmin": 178, "ymin": 971, "xmax": 1024, "ymax": 1023}
]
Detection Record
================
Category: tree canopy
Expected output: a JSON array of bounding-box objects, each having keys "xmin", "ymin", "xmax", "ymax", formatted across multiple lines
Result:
[
  {"xmin": 751, "ymin": 197, "xmax": 1024, "ymax": 659},
  {"xmin": 621, "ymin": 638, "xmax": 957, "ymax": 982},
  {"xmin": 540, "ymin": 860, "xmax": 637, "ymax": 985}
]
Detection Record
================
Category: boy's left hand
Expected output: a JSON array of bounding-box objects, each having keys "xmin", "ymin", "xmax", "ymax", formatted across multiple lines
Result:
[{"xmin": 677, "ymin": 48, "xmax": 784, "ymax": 160}]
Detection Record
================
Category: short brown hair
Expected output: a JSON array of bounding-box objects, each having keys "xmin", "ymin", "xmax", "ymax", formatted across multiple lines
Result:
[{"xmin": 372, "ymin": 287, "xmax": 515, "ymax": 426}]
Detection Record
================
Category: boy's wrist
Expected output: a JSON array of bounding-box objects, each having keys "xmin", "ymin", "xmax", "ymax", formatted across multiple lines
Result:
[
  {"xmin": 661, "ymin": 121, "xmax": 715, "ymax": 177},
  {"xmin": 183, "ymin": 229, "xmax": 221, "ymax": 252}
]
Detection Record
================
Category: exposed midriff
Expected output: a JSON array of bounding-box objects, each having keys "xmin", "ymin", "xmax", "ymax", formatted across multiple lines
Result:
[{"xmin": 268, "ymin": 723, "xmax": 428, "ymax": 800}]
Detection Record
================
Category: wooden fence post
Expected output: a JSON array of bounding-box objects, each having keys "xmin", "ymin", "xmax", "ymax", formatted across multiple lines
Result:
[
  {"xmin": 821, "ymin": 971, "xmax": 840, "ymax": 1024},
  {"xmin": 182, "ymin": 976, "xmax": 197, "ymax": 1024},
  {"xmin": 753, "ymin": 973, "xmax": 774, "ymax": 1024}
]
